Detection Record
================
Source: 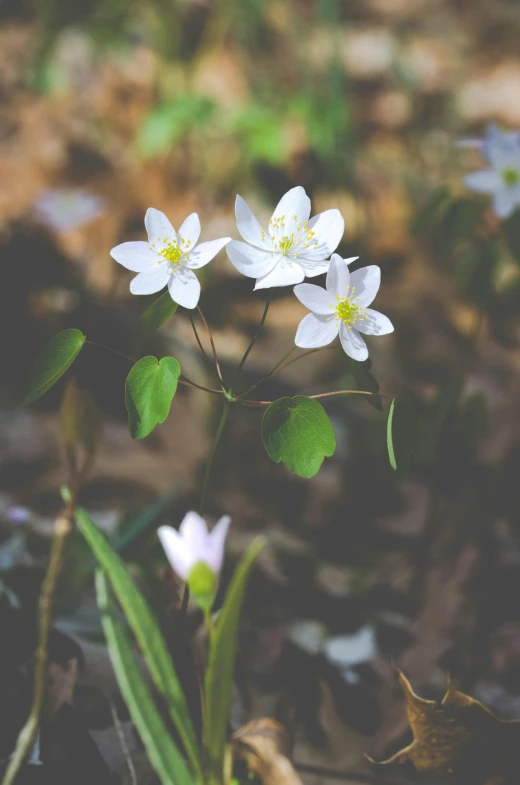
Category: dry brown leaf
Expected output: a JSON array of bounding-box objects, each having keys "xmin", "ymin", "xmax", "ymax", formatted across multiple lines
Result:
[
  {"xmin": 370, "ymin": 671, "xmax": 520, "ymax": 784},
  {"xmin": 232, "ymin": 718, "xmax": 302, "ymax": 785}
]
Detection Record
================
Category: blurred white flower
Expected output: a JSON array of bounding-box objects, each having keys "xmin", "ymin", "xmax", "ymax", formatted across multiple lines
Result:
[
  {"xmin": 33, "ymin": 188, "xmax": 106, "ymax": 234},
  {"xmin": 226, "ymin": 186, "xmax": 344, "ymax": 290},
  {"xmin": 463, "ymin": 125, "xmax": 520, "ymax": 218},
  {"xmin": 158, "ymin": 511, "xmax": 230, "ymax": 584},
  {"xmin": 111, "ymin": 208, "xmax": 230, "ymax": 309},
  {"xmin": 324, "ymin": 625, "xmax": 378, "ymax": 669},
  {"xmin": 293, "ymin": 254, "xmax": 393, "ymax": 362}
]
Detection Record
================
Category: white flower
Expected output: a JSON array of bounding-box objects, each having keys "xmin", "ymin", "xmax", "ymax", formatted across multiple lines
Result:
[
  {"xmin": 158, "ymin": 511, "xmax": 230, "ymax": 581},
  {"xmin": 463, "ymin": 125, "xmax": 520, "ymax": 219},
  {"xmin": 226, "ymin": 186, "xmax": 344, "ymax": 290},
  {"xmin": 34, "ymin": 188, "xmax": 106, "ymax": 234},
  {"xmin": 110, "ymin": 208, "xmax": 231, "ymax": 309},
  {"xmin": 293, "ymin": 254, "xmax": 393, "ymax": 362}
]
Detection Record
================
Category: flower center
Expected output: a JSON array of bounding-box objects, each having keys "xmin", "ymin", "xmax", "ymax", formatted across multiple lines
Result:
[
  {"xmin": 502, "ymin": 167, "xmax": 519, "ymax": 187},
  {"xmin": 263, "ymin": 214, "xmax": 319, "ymax": 257},
  {"xmin": 334, "ymin": 290, "xmax": 366, "ymax": 329},
  {"xmin": 159, "ymin": 242, "xmax": 183, "ymax": 266}
]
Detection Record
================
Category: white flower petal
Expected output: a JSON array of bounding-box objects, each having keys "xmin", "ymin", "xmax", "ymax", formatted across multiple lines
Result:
[
  {"xmin": 356, "ymin": 308, "xmax": 394, "ymax": 336},
  {"xmin": 294, "ymin": 283, "xmax": 334, "ymax": 315},
  {"xmin": 254, "ymin": 260, "xmax": 305, "ymax": 290},
  {"xmin": 295, "ymin": 313, "xmax": 338, "ymax": 348},
  {"xmin": 339, "ymin": 324, "xmax": 368, "ymax": 361},
  {"xmin": 188, "ymin": 237, "xmax": 231, "ymax": 269},
  {"xmin": 305, "ymin": 209, "xmax": 344, "ymax": 259},
  {"xmin": 464, "ymin": 170, "xmax": 501, "ymax": 193},
  {"xmin": 129, "ymin": 265, "xmax": 170, "ymax": 295},
  {"xmin": 300, "ymin": 259, "xmax": 331, "ymax": 278},
  {"xmin": 236, "ymin": 195, "xmax": 271, "ymax": 248},
  {"xmin": 493, "ymin": 189, "xmax": 517, "ymax": 219},
  {"xmin": 158, "ymin": 526, "xmax": 192, "ymax": 580},
  {"xmin": 178, "ymin": 213, "xmax": 201, "ymax": 248},
  {"xmin": 483, "ymin": 125, "xmax": 520, "ymax": 170},
  {"xmin": 457, "ymin": 138, "xmax": 484, "ymax": 150},
  {"xmin": 326, "ymin": 254, "xmax": 350, "ymax": 297},
  {"xmin": 144, "ymin": 207, "xmax": 176, "ymax": 246},
  {"xmin": 271, "ymin": 186, "xmax": 311, "ymax": 228},
  {"xmin": 179, "ymin": 511, "xmax": 209, "ymax": 555},
  {"xmin": 207, "ymin": 515, "xmax": 231, "ymax": 573},
  {"xmin": 168, "ymin": 269, "xmax": 200, "ymax": 309},
  {"xmin": 349, "ymin": 266, "xmax": 381, "ymax": 307},
  {"xmin": 110, "ymin": 241, "xmax": 159, "ymax": 272},
  {"xmin": 227, "ymin": 240, "xmax": 279, "ymax": 278}
]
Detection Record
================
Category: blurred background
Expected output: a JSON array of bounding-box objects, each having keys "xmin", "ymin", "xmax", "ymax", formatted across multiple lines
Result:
[{"xmin": 1, "ymin": 0, "xmax": 520, "ymax": 782}]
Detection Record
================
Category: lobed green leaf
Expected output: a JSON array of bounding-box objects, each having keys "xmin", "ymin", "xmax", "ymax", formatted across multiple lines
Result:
[
  {"xmin": 261, "ymin": 396, "xmax": 336, "ymax": 478},
  {"xmin": 125, "ymin": 356, "xmax": 181, "ymax": 439},
  {"xmin": 23, "ymin": 329, "xmax": 86, "ymax": 405},
  {"xmin": 140, "ymin": 291, "xmax": 179, "ymax": 333}
]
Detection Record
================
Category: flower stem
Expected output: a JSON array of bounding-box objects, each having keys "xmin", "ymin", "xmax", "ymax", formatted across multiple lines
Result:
[
  {"xmin": 232, "ymin": 292, "xmax": 271, "ymax": 386},
  {"xmin": 199, "ymin": 402, "xmax": 230, "ymax": 515},
  {"xmin": 197, "ymin": 307, "xmax": 225, "ymax": 388},
  {"xmin": 238, "ymin": 345, "xmax": 297, "ymax": 398},
  {"xmin": 1, "ymin": 503, "xmax": 74, "ymax": 785}
]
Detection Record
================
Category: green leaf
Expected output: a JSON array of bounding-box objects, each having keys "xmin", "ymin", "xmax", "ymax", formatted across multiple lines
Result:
[
  {"xmin": 204, "ymin": 537, "xmax": 265, "ymax": 781},
  {"xmin": 125, "ymin": 356, "xmax": 181, "ymax": 439},
  {"xmin": 23, "ymin": 329, "xmax": 86, "ymax": 405},
  {"xmin": 60, "ymin": 379, "xmax": 101, "ymax": 459},
  {"xmin": 261, "ymin": 396, "xmax": 336, "ymax": 478},
  {"xmin": 411, "ymin": 186, "xmax": 451, "ymax": 236},
  {"xmin": 140, "ymin": 292, "xmax": 179, "ymax": 333},
  {"xmin": 137, "ymin": 95, "xmax": 214, "ymax": 158},
  {"xmin": 387, "ymin": 397, "xmax": 397, "ymax": 470},
  {"xmin": 504, "ymin": 209, "xmax": 520, "ymax": 262},
  {"xmin": 95, "ymin": 571, "xmax": 195, "ymax": 785},
  {"xmin": 76, "ymin": 508, "xmax": 201, "ymax": 777}
]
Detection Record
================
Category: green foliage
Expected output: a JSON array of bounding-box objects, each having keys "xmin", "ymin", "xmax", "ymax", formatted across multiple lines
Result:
[
  {"xmin": 137, "ymin": 95, "xmax": 215, "ymax": 158},
  {"xmin": 387, "ymin": 397, "xmax": 397, "ymax": 470},
  {"xmin": 76, "ymin": 508, "xmax": 201, "ymax": 777},
  {"xmin": 261, "ymin": 396, "xmax": 336, "ymax": 478},
  {"xmin": 411, "ymin": 186, "xmax": 451, "ymax": 236},
  {"xmin": 204, "ymin": 537, "xmax": 265, "ymax": 782},
  {"xmin": 140, "ymin": 291, "xmax": 179, "ymax": 333},
  {"xmin": 231, "ymin": 103, "xmax": 288, "ymax": 166},
  {"xmin": 504, "ymin": 210, "xmax": 520, "ymax": 263},
  {"xmin": 23, "ymin": 329, "xmax": 86, "ymax": 405},
  {"xmin": 95, "ymin": 571, "xmax": 196, "ymax": 785},
  {"xmin": 125, "ymin": 356, "xmax": 181, "ymax": 439},
  {"xmin": 60, "ymin": 379, "xmax": 101, "ymax": 459}
]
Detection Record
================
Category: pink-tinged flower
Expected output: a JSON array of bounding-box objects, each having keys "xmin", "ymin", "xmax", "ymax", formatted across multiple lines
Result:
[
  {"xmin": 226, "ymin": 186, "xmax": 345, "ymax": 289},
  {"xmin": 462, "ymin": 125, "xmax": 520, "ymax": 219},
  {"xmin": 293, "ymin": 254, "xmax": 393, "ymax": 361},
  {"xmin": 111, "ymin": 208, "xmax": 231, "ymax": 309},
  {"xmin": 158, "ymin": 511, "xmax": 230, "ymax": 581}
]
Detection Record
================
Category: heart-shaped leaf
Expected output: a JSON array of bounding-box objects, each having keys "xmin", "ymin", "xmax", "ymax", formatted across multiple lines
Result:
[
  {"xmin": 125, "ymin": 356, "xmax": 181, "ymax": 439},
  {"xmin": 140, "ymin": 291, "xmax": 179, "ymax": 333},
  {"xmin": 23, "ymin": 329, "xmax": 86, "ymax": 405},
  {"xmin": 261, "ymin": 396, "xmax": 336, "ymax": 478}
]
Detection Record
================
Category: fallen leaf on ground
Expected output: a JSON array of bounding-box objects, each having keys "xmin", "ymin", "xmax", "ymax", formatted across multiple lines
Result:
[
  {"xmin": 233, "ymin": 718, "xmax": 302, "ymax": 785},
  {"xmin": 369, "ymin": 671, "xmax": 520, "ymax": 784}
]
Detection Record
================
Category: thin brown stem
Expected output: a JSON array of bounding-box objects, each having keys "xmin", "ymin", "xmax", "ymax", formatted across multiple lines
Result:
[
  {"xmin": 1, "ymin": 500, "xmax": 75, "ymax": 785},
  {"xmin": 234, "ymin": 293, "xmax": 271, "ymax": 382},
  {"xmin": 309, "ymin": 390, "xmax": 382, "ymax": 401},
  {"xmin": 86, "ymin": 341, "xmax": 136, "ymax": 364},
  {"xmin": 196, "ymin": 306, "xmax": 225, "ymax": 387},
  {"xmin": 275, "ymin": 346, "xmax": 336, "ymax": 374},
  {"xmin": 239, "ymin": 346, "xmax": 297, "ymax": 397},
  {"xmin": 178, "ymin": 377, "xmax": 224, "ymax": 396},
  {"xmin": 189, "ymin": 314, "xmax": 211, "ymax": 365}
]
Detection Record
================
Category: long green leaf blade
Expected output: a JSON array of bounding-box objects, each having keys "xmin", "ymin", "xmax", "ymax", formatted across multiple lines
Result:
[
  {"xmin": 76, "ymin": 508, "xmax": 201, "ymax": 777},
  {"xmin": 95, "ymin": 571, "xmax": 195, "ymax": 785},
  {"xmin": 24, "ymin": 329, "xmax": 86, "ymax": 405},
  {"xmin": 387, "ymin": 397, "xmax": 397, "ymax": 470},
  {"xmin": 203, "ymin": 537, "xmax": 265, "ymax": 780}
]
